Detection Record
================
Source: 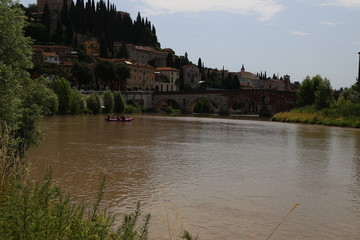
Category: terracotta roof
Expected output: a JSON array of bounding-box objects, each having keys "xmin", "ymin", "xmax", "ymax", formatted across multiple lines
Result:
[
  {"xmin": 60, "ymin": 61, "xmax": 73, "ymax": 67},
  {"xmin": 33, "ymin": 45, "xmax": 72, "ymax": 50},
  {"xmin": 155, "ymin": 67, "xmax": 179, "ymax": 72},
  {"xmin": 42, "ymin": 52, "xmax": 59, "ymax": 57}
]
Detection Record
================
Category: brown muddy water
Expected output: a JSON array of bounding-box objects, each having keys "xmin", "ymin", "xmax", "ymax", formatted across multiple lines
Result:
[{"xmin": 27, "ymin": 114, "xmax": 360, "ymax": 240}]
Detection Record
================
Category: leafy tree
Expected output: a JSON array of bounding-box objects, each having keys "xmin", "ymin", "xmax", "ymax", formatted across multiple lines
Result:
[
  {"xmin": 86, "ymin": 93, "xmax": 101, "ymax": 114},
  {"xmin": 25, "ymin": 22, "xmax": 46, "ymax": 43},
  {"xmin": 0, "ymin": 0, "xmax": 44, "ymax": 155},
  {"xmin": 95, "ymin": 60, "xmax": 116, "ymax": 90},
  {"xmin": 314, "ymin": 77, "xmax": 334, "ymax": 108},
  {"xmin": 70, "ymin": 88, "xmax": 85, "ymax": 114},
  {"xmin": 113, "ymin": 91, "xmax": 125, "ymax": 114},
  {"xmin": 115, "ymin": 63, "xmax": 130, "ymax": 91},
  {"xmin": 24, "ymin": 77, "xmax": 58, "ymax": 116},
  {"xmin": 339, "ymin": 87, "xmax": 360, "ymax": 104},
  {"xmin": 72, "ymin": 62, "xmax": 95, "ymax": 89},
  {"xmin": 297, "ymin": 75, "xmax": 334, "ymax": 109},
  {"xmin": 103, "ymin": 89, "xmax": 114, "ymax": 114},
  {"xmin": 48, "ymin": 77, "xmax": 72, "ymax": 115}
]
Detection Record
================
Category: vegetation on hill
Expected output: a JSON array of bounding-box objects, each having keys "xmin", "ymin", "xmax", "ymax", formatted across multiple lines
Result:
[
  {"xmin": 272, "ymin": 75, "xmax": 360, "ymax": 128},
  {"xmin": 24, "ymin": 0, "xmax": 160, "ymax": 54}
]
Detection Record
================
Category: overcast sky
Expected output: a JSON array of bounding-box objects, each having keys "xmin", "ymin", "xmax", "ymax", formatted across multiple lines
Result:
[{"xmin": 20, "ymin": 0, "xmax": 360, "ymax": 89}]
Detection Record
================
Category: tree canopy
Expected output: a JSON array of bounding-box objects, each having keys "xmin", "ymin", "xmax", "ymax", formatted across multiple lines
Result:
[{"xmin": 296, "ymin": 75, "xmax": 334, "ymax": 109}]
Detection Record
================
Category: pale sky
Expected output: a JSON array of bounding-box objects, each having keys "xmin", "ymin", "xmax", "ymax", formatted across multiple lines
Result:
[{"xmin": 20, "ymin": 0, "xmax": 360, "ymax": 89}]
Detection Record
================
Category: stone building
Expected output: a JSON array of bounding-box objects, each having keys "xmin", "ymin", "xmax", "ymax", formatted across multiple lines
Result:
[
  {"xmin": 235, "ymin": 64, "xmax": 260, "ymax": 88},
  {"xmin": 182, "ymin": 64, "xmax": 201, "ymax": 89},
  {"xmin": 155, "ymin": 67, "xmax": 179, "ymax": 92},
  {"xmin": 116, "ymin": 43, "xmax": 168, "ymax": 67},
  {"xmin": 125, "ymin": 61, "xmax": 155, "ymax": 91}
]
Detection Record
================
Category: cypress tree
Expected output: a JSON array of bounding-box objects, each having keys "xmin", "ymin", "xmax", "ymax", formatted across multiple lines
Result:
[
  {"xmin": 42, "ymin": 3, "xmax": 51, "ymax": 43},
  {"xmin": 61, "ymin": 0, "xmax": 68, "ymax": 25},
  {"xmin": 53, "ymin": 18, "xmax": 63, "ymax": 44},
  {"xmin": 65, "ymin": 17, "xmax": 74, "ymax": 46}
]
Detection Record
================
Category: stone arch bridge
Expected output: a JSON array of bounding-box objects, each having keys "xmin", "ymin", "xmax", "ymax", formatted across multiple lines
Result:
[{"xmin": 153, "ymin": 89, "xmax": 297, "ymax": 116}]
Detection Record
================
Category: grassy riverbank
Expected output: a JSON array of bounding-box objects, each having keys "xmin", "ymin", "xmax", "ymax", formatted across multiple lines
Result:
[{"xmin": 272, "ymin": 105, "xmax": 360, "ymax": 128}]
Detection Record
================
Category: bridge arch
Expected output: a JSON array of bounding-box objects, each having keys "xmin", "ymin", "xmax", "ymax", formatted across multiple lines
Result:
[
  {"xmin": 154, "ymin": 97, "xmax": 182, "ymax": 113},
  {"xmin": 188, "ymin": 97, "xmax": 219, "ymax": 114}
]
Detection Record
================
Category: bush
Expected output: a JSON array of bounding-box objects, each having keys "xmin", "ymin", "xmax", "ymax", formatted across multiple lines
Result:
[{"xmin": 86, "ymin": 93, "xmax": 101, "ymax": 114}]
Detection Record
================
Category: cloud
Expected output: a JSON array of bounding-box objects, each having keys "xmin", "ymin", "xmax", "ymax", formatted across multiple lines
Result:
[
  {"xmin": 321, "ymin": 0, "xmax": 360, "ymax": 8},
  {"xmin": 137, "ymin": 0, "xmax": 285, "ymax": 21},
  {"xmin": 354, "ymin": 41, "xmax": 360, "ymax": 45},
  {"xmin": 291, "ymin": 31, "xmax": 310, "ymax": 36},
  {"xmin": 318, "ymin": 21, "xmax": 336, "ymax": 25}
]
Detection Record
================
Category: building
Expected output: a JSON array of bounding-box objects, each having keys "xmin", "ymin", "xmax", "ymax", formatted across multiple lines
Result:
[
  {"xmin": 235, "ymin": 65, "xmax": 260, "ymax": 88},
  {"xmin": 96, "ymin": 58, "xmax": 156, "ymax": 91},
  {"xmin": 37, "ymin": 0, "xmax": 68, "ymax": 12},
  {"xmin": 264, "ymin": 79, "xmax": 286, "ymax": 91},
  {"xmin": 182, "ymin": 64, "xmax": 201, "ymax": 89},
  {"xmin": 32, "ymin": 45, "xmax": 72, "ymax": 59},
  {"xmin": 42, "ymin": 52, "xmax": 60, "ymax": 64},
  {"xmin": 83, "ymin": 40, "xmax": 100, "ymax": 57},
  {"xmin": 155, "ymin": 67, "xmax": 179, "ymax": 92},
  {"xmin": 125, "ymin": 61, "xmax": 155, "ymax": 91},
  {"xmin": 117, "ymin": 43, "xmax": 168, "ymax": 67}
]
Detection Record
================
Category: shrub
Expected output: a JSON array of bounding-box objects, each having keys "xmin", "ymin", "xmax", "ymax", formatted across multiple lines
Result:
[{"xmin": 86, "ymin": 93, "xmax": 101, "ymax": 114}]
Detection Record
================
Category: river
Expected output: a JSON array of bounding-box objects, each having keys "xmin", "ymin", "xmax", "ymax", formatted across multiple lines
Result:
[{"xmin": 27, "ymin": 114, "xmax": 360, "ymax": 240}]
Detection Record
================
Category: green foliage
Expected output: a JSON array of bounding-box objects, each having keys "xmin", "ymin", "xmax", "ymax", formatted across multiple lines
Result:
[
  {"xmin": 296, "ymin": 75, "xmax": 334, "ymax": 109},
  {"xmin": 69, "ymin": 89, "xmax": 85, "ymax": 114},
  {"xmin": 72, "ymin": 62, "xmax": 95, "ymax": 90},
  {"xmin": 0, "ymin": 171, "xmax": 150, "ymax": 240},
  {"xmin": 0, "ymin": 1, "xmax": 45, "ymax": 155},
  {"xmin": 23, "ymin": 77, "xmax": 59, "ymax": 116},
  {"xmin": 194, "ymin": 99, "xmax": 215, "ymax": 114},
  {"xmin": 103, "ymin": 89, "xmax": 114, "ymax": 114},
  {"xmin": 125, "ymin": 100, "xmax": 142, "ymax": 114},
  {"xmin": 113, "ymin": 92, "xmax": 125, "ymax": 114},
  {"xmin": 339, "ymin": 87, "xmax": 360, "ymax": 104},
  {"xmin": 48, "ymin": 78, "xmax": 73, "ymax": 115},
  {"xmin": 86, "ymin": 93, "xmax": 101, "ymax": 114}
]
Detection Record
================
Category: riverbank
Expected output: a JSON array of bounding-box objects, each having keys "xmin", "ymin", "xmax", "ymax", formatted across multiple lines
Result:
[{"xmin": 272, "ymin": 111, "xmax": 360, "ymax": 128}]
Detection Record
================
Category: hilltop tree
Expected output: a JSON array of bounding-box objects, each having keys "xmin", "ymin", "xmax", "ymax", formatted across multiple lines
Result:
[
  {"xmin": 42, "ymin": 3, "xmax": 51, "ymax": 42},
  {"xmin": 116, "ymin": 42, "xmax": 129, "ymax": 59},
  {"xmin": 166, "ymin": 52, "xmax": 174, "ymax": 67}
]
